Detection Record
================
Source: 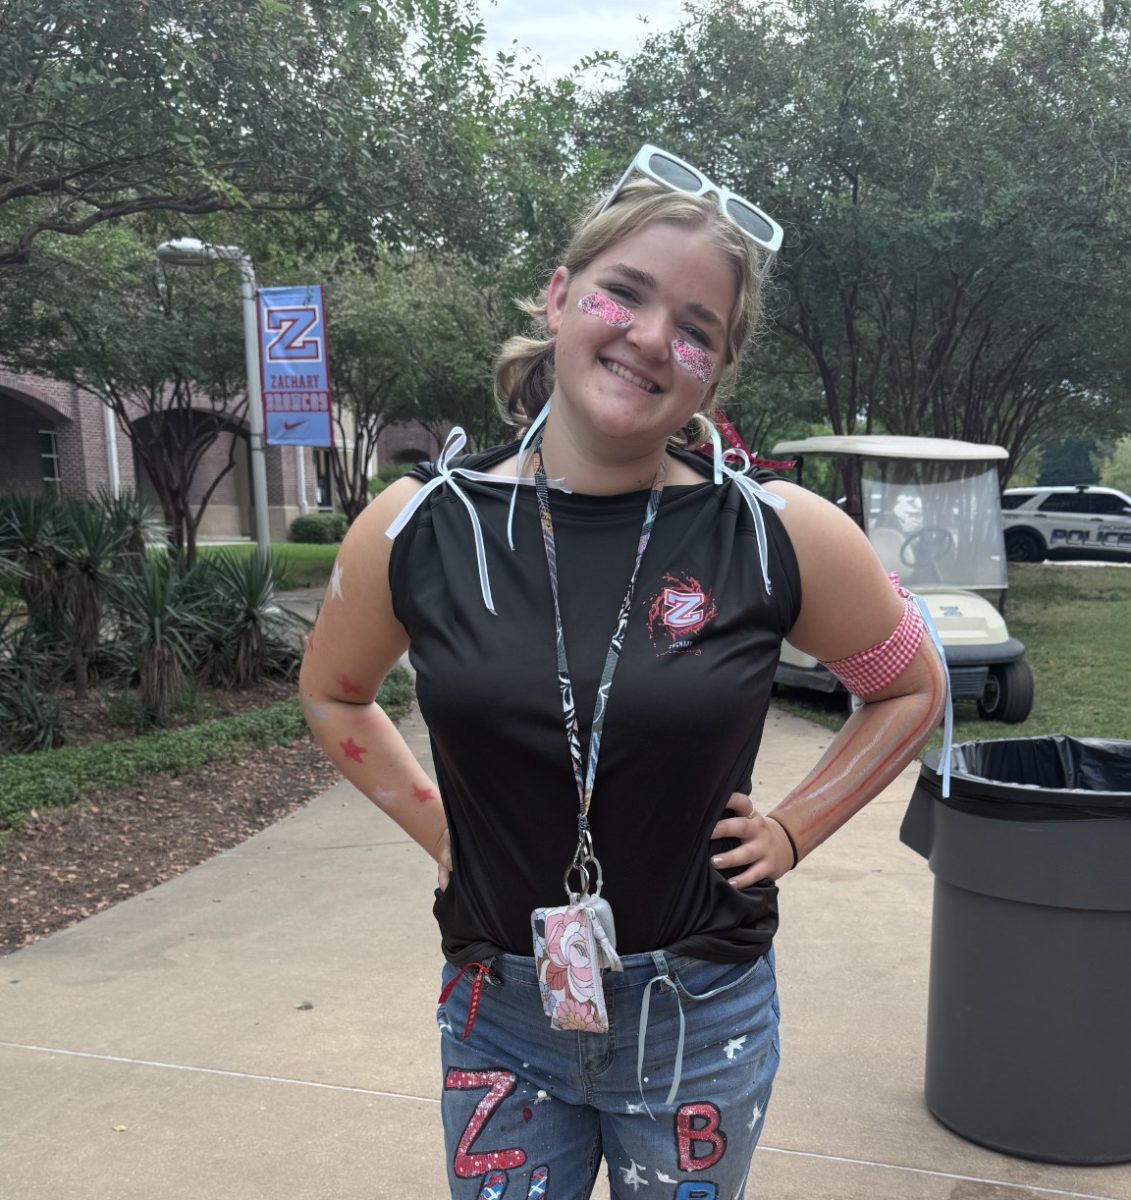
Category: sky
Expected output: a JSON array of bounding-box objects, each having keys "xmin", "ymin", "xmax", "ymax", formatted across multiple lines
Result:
[{"xmin": 476, "ymin": 0, "xmax": 690, "ymax": 83}]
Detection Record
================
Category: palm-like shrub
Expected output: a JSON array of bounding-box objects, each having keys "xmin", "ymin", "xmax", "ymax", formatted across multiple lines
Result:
[
  {"xmin": 95, "ymin": 488, "xmax": 167, "ymax": 568},
  {"xmin": 107, "ymin": 557, "xmax": 213, "ymax": 724},
  {"xmin": 0, "ymin": 492, "xmax": 67, "ymax": 627},
  {"xmin": 55, "ymin": 500, "xmax": 133, "ymax": 698},
  {"xmin": 0, "ymin": 612, "xmax": 66, "ymax": 752},
  {"xmin": 191, "ymin": 551, "xmax": 305, "ymax": 688}
]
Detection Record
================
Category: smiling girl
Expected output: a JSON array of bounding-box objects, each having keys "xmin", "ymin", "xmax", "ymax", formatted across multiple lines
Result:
[{"xmin": 300, "ymin": 146, "xmax": 946, "ymax": 1198}]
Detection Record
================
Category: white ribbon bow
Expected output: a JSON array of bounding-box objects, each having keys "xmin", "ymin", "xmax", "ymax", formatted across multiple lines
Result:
[
  {"xmin": 707, "ymin": 425, "xmax": 787, "ymax": 596},
  {"xmin": 385, "ymin": 424, "xmax": 569, "ymax": 616}
]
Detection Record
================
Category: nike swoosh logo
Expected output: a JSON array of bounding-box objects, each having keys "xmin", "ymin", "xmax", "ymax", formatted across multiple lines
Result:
[{"xmin": 282, "ymin": 419, "xmax": 305, "ymax": 431}]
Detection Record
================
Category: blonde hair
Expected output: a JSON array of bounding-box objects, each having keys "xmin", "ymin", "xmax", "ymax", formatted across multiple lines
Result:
[{"xmin": 493, "ymin": 177, "xmax": 771, "ymax": 447}]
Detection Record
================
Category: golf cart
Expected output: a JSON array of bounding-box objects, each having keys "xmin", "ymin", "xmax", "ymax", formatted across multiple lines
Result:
[{"xmin": 771, "ymin": 435, "xmax": 1034, "ymax": 723}]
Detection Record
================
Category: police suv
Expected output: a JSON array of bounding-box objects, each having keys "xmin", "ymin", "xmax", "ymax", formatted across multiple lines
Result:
[{"xmin": 1001, "ymin": 485, "xmax": 1131, "ymax": 562}]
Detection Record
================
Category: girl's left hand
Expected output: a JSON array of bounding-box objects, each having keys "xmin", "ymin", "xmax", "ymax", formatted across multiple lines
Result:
[{"xmin": 711, "ymin": 792, "xmax": 795, "ymax": 886}]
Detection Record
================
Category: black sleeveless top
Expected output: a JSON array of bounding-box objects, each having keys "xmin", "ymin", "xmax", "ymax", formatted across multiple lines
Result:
[{"xmin": 388, "ymin": 443, "xmax": 802, "ymax": 966}]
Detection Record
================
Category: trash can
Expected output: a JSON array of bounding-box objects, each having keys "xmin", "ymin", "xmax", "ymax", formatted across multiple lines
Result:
[{"xmin": 900, "ymin": 736, "xmax": 1131, "ymax": 1165}]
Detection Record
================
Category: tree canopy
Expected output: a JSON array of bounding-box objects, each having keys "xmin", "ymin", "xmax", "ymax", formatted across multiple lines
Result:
[
  {"xmin": 3, "ymin": 0, "xmax": 1129, "ymax": 497},
  {"xmin": 587, "ymin": 0, "xmax": 1131, "ymax": 477},
  {"xmin": 0, "ymin": 0, "xmax": 500, "ymax": 267}
]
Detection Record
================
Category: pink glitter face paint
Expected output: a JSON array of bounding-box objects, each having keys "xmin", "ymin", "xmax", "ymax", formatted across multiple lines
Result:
[
  {"xmin": 672, "ymin": 338, "xmax": 715, "ymax": 384},
  {"xmin": 578, "ymin": 292, "xmax": 633, "ymax": 328}
]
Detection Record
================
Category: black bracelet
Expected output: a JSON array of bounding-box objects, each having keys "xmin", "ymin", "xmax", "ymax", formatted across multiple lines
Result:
[{"xmin": 769, "ymin": 815, "xmax": 800, "ymax": 870}]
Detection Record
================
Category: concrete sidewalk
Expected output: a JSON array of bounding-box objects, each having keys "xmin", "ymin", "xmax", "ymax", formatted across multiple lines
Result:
[{"xmin": 2, "ymin": 703, "xmax": 1129, "ymax": 1200}]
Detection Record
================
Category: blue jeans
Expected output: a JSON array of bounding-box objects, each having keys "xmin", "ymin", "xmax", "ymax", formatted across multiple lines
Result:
[{"xmin": 437, "ymin": 948, "xmax": 780, "ymax": 1199}]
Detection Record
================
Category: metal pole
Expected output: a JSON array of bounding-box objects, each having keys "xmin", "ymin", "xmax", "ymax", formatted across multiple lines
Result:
[
  {"xmin": 295, "ymin": 446, "xmax": 309, "ymax": 515},
  {"xmin": 102, "ymin": 399, "xmax": 121, "ymax": 497},
  {"xmin": 237, "ymin": 256, "xmax": 271, "ymax": 559}
]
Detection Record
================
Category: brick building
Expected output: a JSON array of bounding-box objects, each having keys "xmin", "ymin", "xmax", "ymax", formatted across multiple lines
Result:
[{"xmin": 0, "ymin": 367, "xmax": 446, "ymax": 538}]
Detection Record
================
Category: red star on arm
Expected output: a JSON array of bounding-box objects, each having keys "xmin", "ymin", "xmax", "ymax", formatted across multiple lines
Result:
[
  {"xmin": 411, "ymin": 783, "xmax": 435, "ymax": 805},
  {"xmin": 337, "ymin": 673, "xmax": 364, "ymax": 696},
  {"xmin": 340, "ymin": 737, "xmax": 367, "ymax": 763}
]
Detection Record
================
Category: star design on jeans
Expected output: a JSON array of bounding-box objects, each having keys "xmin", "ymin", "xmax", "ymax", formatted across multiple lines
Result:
[
  {"xmin": 723, "ymin": 1035, "xmax": 747, "ymax": 1059},
  {"xmin": 747, "ymin": 1099, "xmax": 765, "ymax": 1131},
  {"xmin": 655, "ymin": 1171, "xmax": 676, "ymax": 1184},
  {"xmin": 620, "ymin": 1160, "xmax": 649, "ymax": 1190},
  {"xmin": 624, "ymin": 1100, "xmax": 646, "ymax": 1114},
  {"xmin": 329, "ymin": 562, "xmax": 344, "ymax": 600}
]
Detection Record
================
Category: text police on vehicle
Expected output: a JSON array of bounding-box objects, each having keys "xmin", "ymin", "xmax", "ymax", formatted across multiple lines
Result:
[{"xmin": 1001, "ymin": 485, "xmax": 1131, "ymax": 562}]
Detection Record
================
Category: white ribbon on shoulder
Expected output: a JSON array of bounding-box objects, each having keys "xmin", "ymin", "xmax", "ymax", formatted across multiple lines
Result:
[
  {"xmin": 385, "ymin": 425, "xmax": 569, "ymax": 616},
  {"xmin": 707, "ymin": 425, "xmax": 787, "ymax": 597}
]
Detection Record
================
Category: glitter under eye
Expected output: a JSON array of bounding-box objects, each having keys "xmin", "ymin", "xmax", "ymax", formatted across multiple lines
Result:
[
  {"xmin": 578, "ymin": 292, "xmax": 634, "ymax": 328},
  {"xmin": 672, "ymin": 339, "xmax": 715, "ymax": 383}
]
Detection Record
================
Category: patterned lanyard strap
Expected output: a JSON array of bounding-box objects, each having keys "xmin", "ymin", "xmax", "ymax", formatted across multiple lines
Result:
[{"xmin": 533, "ymin": 434, "xmax": 666, "ymax": 889}]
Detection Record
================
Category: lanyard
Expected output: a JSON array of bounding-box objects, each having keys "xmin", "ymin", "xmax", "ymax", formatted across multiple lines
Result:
[{"xmin": 533, "ymin": 434, "xmax": 666, "ymax": 888}]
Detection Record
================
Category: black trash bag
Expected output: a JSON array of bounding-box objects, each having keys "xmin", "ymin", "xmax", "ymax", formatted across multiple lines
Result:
[{"xmin": 918, "ymin": 736, "xmax": 1131, "ymax": 821}]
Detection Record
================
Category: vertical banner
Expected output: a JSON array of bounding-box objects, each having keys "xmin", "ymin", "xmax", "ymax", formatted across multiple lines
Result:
[{"xmin": 258, "ymin": 284, "xmax": 333, "ymax": 447}]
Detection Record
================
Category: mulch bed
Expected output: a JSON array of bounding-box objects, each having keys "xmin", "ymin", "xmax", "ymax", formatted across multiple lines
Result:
[{"xmin": 0, "ymin": 686, "xmax": 343, "ymax": 957}]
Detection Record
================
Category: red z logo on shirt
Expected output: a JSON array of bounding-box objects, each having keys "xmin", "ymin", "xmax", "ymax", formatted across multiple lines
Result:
[
  {"xmin": 663, "ymin": 588, "xmax": 706, "ymax": 629},
  {"xmin": 646, "ymin": 572, "xmax": 718, "ymax": 656}
]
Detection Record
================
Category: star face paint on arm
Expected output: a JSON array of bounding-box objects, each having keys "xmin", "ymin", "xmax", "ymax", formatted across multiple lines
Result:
[
  {"xmin": 339, "ymin": 737, "xmax": 367, "ymax": 763},
  {"xmin": 578, "ymin": 291, "xmax": 634, "ymax": 328},
  {"xmin": 672, "ymin": 338, "xmax": 715, "ymax": 384},
  {"xmin": 329, "ymin": 562, "xmax": 344, "ymax": 600},
  {"xmin": 411, "ymin": 782, "xmax": 436, "ymax": 805}
]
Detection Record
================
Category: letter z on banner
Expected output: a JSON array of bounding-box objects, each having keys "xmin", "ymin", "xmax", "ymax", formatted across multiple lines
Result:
[{"xmin": 257, "ymin": 284, "xmax": 333, "ymax": 447}]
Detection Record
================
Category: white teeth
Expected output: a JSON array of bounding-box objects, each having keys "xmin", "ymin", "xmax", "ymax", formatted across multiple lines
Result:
[{"xmin": 603, "ymin": 359, "xmax": 658, "ymax": 393}]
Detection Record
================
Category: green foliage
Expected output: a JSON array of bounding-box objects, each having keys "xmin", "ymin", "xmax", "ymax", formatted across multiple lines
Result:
[
  {"xmin": 1099, "ymin": 436, "xmax": 1131, "ymax": 494},
  {"xmin": 1038, "ymin": 438, "xmax": 1104, "ymax": 485},
  {"xmin": 369, "ymin": 464, "xmax": 418, "ymax": 495},
  {"xmin": 589, "ymin": 0, "xmax": 1131, "ymax": 478},
  {"xmin": 0, "ymin": 492, "xmax": 68, "ymax": 625},
  {"xmin": 0, "ymin": 611, "xmax": 66, "ymax": 753},
  {"xmin": 0, "ymin": 699, "xmax": 308, "ymax": 825},
  {"xmin": 1009, "ymin": 446, "xmax": 1044, "ymax": 489},
  {"xmin": 106, "ymin": 556, "xmax": 213, "ymax": 723},
  {"xmin": 198, "ymin": 542, "xmax": 338, "ymax": 588},
  {"xmin": 289, "ymin": 512, "xmax": 348, "ymax": 544},
  {"xmin": 188, "ymin": 552, "xmax": 305, "ymax": 689},
  {"xmin": 0, "ymin": 668, "xmax": 414, "ymax": 827},
  {"xmin": 0, "ymin": 674, "xmax": 65, "ymax": 755},
  {"xmin": 0, "ymin": 0, "xmax": 507, "ymax": 268},
  {"xmin": 54, "ymin": 498, "xmax": 133, "ymax": 698},
  {"xmin": 5, "ymin": 224, "xmax": 248, "ymax": 562},
  {"xmin": 107, "ymin": 687, "xmax": 212, "ymax": 734}
]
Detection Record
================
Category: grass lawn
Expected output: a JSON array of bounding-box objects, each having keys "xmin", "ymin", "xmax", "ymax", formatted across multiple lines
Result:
[
  {"xmin": 773, "ymin": 563, "xmax": 1131, "ymax": 745},
  {"xmin": 198, "ymin": 541, "xmax": 338, "ymax": 588}
]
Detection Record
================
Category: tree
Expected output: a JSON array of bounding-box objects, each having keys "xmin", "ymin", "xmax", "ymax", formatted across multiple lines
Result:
[
  {"xmin": 587, "ymin": 0, "xmax": 1131, "ymax": 484},
  {"xmin": 1099, "ymin": 435, "xmax": 1131, "ymax": 493},
  {"xmin": 1039, "ymin": 437, "xmax": 1104, "ymax": 485},
  {"xmin": 0, "ymin": 0, "xmax": 504, "ymax": 268},
  {"xmin": 6, "ymin": 222, "xmax": 248, "ymax": 562},
  {"xmin": 313, "ymin": 257, "xmax": 419, "ymax": 523}
]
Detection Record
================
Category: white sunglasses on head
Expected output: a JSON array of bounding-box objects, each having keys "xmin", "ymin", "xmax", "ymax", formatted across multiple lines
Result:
[{"xmin": 599, "ymin": 143, "xmax": 783, "ymax": 255}]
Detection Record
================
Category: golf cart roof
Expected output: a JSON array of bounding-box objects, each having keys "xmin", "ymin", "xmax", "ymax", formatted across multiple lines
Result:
[{"xmin": 771, "ymin": 435, "xmax": 1009, "ymax": 462}]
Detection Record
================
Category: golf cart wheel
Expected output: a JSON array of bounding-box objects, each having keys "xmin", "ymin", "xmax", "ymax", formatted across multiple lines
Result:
[
  {"xmin": 1004, "ymin": 529, "xmax": 1044, "ymax": 563},
  {"xmin": 976, "ymin": 660, "xmax": 1035, "ymax": 723}
]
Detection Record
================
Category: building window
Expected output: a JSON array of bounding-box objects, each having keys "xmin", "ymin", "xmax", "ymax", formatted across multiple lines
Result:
[
  {"xmin": 40, "ymin": 429, "xmax": 61, "ymax": 489},
  {"xmin": 313, "ymin": 448, "xmax": 333, "ymax": 509}
]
